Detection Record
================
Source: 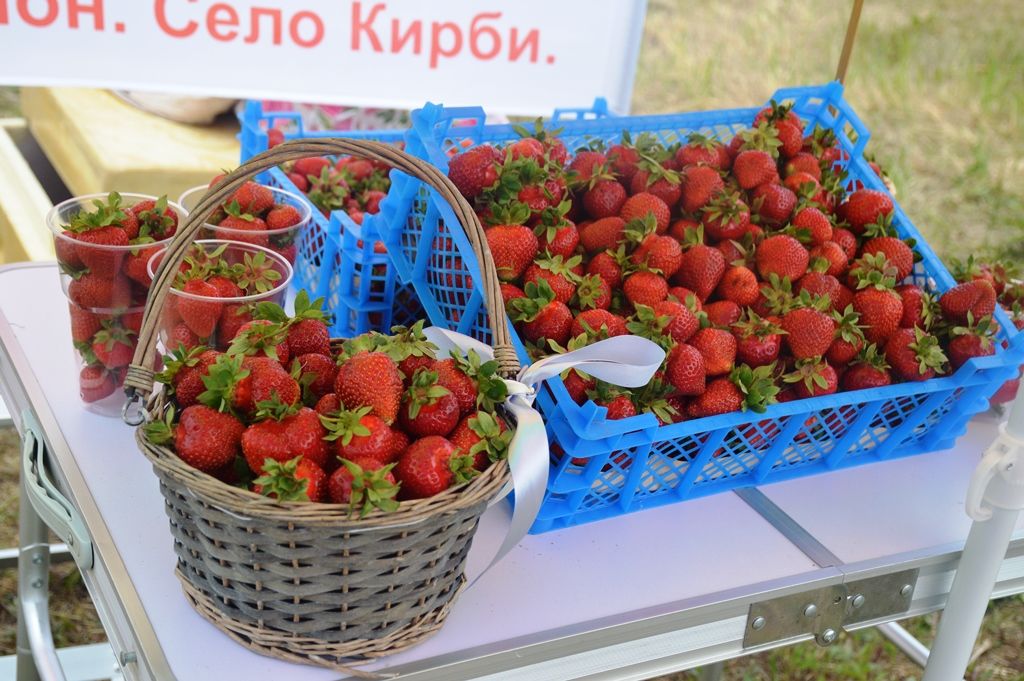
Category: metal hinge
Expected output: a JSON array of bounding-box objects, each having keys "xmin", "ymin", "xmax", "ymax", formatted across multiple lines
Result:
[{"xmin": 743, "ymin": 568, "xmax": 918, "ymax": 648}]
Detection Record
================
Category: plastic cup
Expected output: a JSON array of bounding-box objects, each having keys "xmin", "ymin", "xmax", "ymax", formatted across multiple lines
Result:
[
  {"xmin": 177, "ymin": 184, "xmax": 311, "ymax": 266},
  {"xmin": 147, "ymin": 240, "xmax": 294, "ymax": 353},
  {"xmin": 46, "ymin": 193, "xmax": 186, "ymax": 417}
]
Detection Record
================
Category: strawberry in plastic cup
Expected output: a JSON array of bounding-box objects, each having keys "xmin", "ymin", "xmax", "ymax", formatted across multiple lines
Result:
[
  {"xmin": 47, "ymin": 192, "xmax": 185, "ymax": 416},
  {"xmin": 178, "ymin": 182, "xmax": 311, "ymax": 265},
  {"xmin": 147, "ymin": 240, "xmax": 293, "ymax": 353}
]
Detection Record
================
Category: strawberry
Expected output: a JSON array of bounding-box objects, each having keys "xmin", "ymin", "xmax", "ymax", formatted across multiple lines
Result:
[
  {"xmin": 568, "ymin": 150, "xmax": 608, "ymax": 184},
  {"xmin": 124, "ymin": 244, "xmax": 162, "ymax": 288},
  {"xmin": 230, "ymin": 319, "xmax": 291, "ymax": 364},
  {"xmin": 754, "ymin": 102, "xmax": 804, "ymax": 157},
  {"xmin": 808, "ymin": 242, "xmax": 849, "ymax": 278},
  {"xmin": 145, "ymin": 404, "xmax": 244, "ymax": 473},
  {"xmin": 132, "ymin": 195, "xmax": 179, "ymax": 240},
  {"xmin": 687, "ymin": 377, "xmax": 743, "ymax": 417},
  {"xmin": 583, "ymin": 179, "xmax": 627, "ymax": 219},
  {"xmin": 861, "ymin": 232, "xmax": 915, "ymax": 282},
  {"xmin": 506, "ymin": 137, "xmax": 545, "ymax": 163},
  {"xmin": 72, "ymin": 226, "xmax": 129, "ymax": 278},
  {"xmin": 791, "ymin": 207, "xmax": 833, "ymax": 246},
  {"xmin": 216, "ymin": 209, "xmax": 270, "ymax": 248},
  {"xmin": 837, "ymin": 189, "xmax": 893, "ymax": 235},
  {"xmin": 750, "ymin": 183, "xmax": 796, "ymax": 227},
  {"xmin": 691, "ymin": 327, "xmax": 737, "ymax": 376},
  {"xmin": 623, "ymin": 271, "xmax": 668, "ymax": 307},
  {"xmin": 217, "ymin": 304, "xmax": 253, "ymax": 347},
  {"xmin": 702, "ymin": 191, "xmax": 750, "ymax": 241},
  {"xmin": 675, "ymin": 133, "xmax": 730, "ymax": 170},
  {"xmin": 230, "ymin": 182, "xmax": 275, "ymax": 215},
  {"xmin": 485, "ymin": 223, "xmax": 539, "ymax": 282},
  {"xmin": 266, "ymin": 205, "xmax": 303, "ymax": 230},
  {"xmin": 756, "ymin": 235, "xmax": 809, "ymax": 282},
  {"xmin": 629, "ymin": 164, "xmax": 682, "ymax": 207},
  {"xmin": 327, "ymin": 458, "xmax": 400, "ymax": 513},
  {"xmin": 665, "ymin": 343, "xmax": 706, "ymax": 395},
  {"xmin": 680, "ymin": 165, "xmax": 724, "ymax": 213},
  {"xmin": 322, "ymin": 406, "xmax": 398, "ymax": 465},
  {"xmin": 523, "ymin": 253, "xmax": 582, "ymax": 304},
  {"xmin": 784, "ymin": 152, "xmax": 822, "ymax": 180},
  {"xmin": 285, "ymin": 290, "xmax": 332, "ymax": 356},
  {"xmin": 510, "ymin": 280, "xmax": 573, "ymax": 347},
  {"xmin": 580, "ymin": 216, "xmax": 627, "ymax": 254},
  {"xmin": 177, "ymin": 278, "xmax": 222, "ymax": 338},
  {"xmin": 733, "ymin": 311, "xmax": 785, "ymax": 368},
  {"xmin": 335, "ymin": 351, "xmax": 404, "ymax": 424},
  {"xmin": 897, "ymin": 284, "xmax": 935, "ymax": 329},
  {"xmin": 797, "ymin": 271, "xmax": 841, "ymax": 309},
  {"xmin": 688, "ymin": 364, "xmax": 779, "ymax": 417},
  {"xmin": 608, "ymin": 142, "xmax": 642, "ymax": 181},
  {"xmin": 885, "ymin": 327, "xmax": 947, "ymax": 381},
  {"xmin": 287, "ymin": 172, "xmax": 309, "ymax": 192},
  {"xmin": 620, "ymin": 192, "xmax": 670, "ymax": 234},
  {"xmin": 669, "ymin": 218, "xmax": 702, "ymax": 243},
  {"xmin": 394, "ymin": 436, "xmax": 471, "ymax": 500},
  {"xmin": 948, "ymin": 314, "xmax": 996, "ymax": 370},
  {"xmin": 598, "ymin": 394, "xmax": 636, "ymax": 420},
  {"xmin": 652, "ymin": 300, "xmax": 699, "ymax": 343},
  {"xmin": 315, "ymin": 393, "xmax": 340, "ymax": 416},
  {"xmin": 630, "ymin": 234, "xmax": 683, "ymax": 279},
  {"xmin": 782, "ymin": 304, "xmax": 836, "ymax": 359},
  {"xmin": 717, "ymin": 266, "xmax": 760, "ymax": 307},
  {"xmin": 533, "ymin": 208, "xmax": 579, "ymax": 258},
  {"xmin": 449, "ymin": 411, "xmax": 511, "ymax": 471},
  {"xmin": 574, "ymin": 273, "xmax": 612, "ymax": 310},
  {"xmin": 732, "ymin": 125, "xmax": 782, "ymax": 189},
  {"xmin": 448, "ymin": 145, "xmax": 500, "ymax": 198},
  {"xmin": 293, "ymin": 156, "xmax": 332, "ymax": 179},
  {"xmin": 248, "ymin": 357, "xmax": 300, "ymax": 408},
  {"xmin": 831, "ymin": 227, "xmax": 858, "ymax": 262},
  {"xmin": 563, "ymin": 370, "xmax": 596, "ymax": 404},
  {"xmin": 826, "ymin": 305, "xmax": 866, "ymax": 366},
  {"xmin": 783, "ymin": 171, "xmax": 820, "ymax": 195},
  {"xmin": 167, "ymin": 323, "xmax": 201, "ymax": 352},
  {"xmin": 705, "ymin": 300, "xmax": 742, "ymax": 327},
  {"xmin": 842, "ymin": 344, "xmax": 893, "ymax": 391},
  {"xmin": 246, "ymin": 402, "xmax": 329, "ymax": 472},
  {"xmin": 500, "ymin": 282, "xmax": 527, "ymax": 308},
  {"xmin": 571, "ymin": 308, "xmax": 628, "ymax": 339},
  {"xmin": 938, "ymin": 280, "xmax": 996, "ymax": 325},
  {"xmin": 586, "ymin": 249, "xmax": 625, "ymax": 289},
  {"xmin": 188, "ymin": 352, "xmax": 252, "ymax": 413},
  {"xmin": 784, "ymin": 358, "xmax": 838, "ymax": 398},
  {"xmin": 675, "ymin": 235, "xmax": 726, "ymax": 302},
  {"xmin": 433, "ymin": 358, "xmax": 478, "ymax": 414},
  {"xmin": 297, "ymin": 353, "xmax": 336, "ymax": 401},
  {"xmin": 69, "ymin": 304, "xmax": 102, "ymax": 343},
  {"xmin": 253, "ymin": 456, "xmax": 326, "ymax": 502},
  {"xmin": 79, "ymin": 365, "xmax": 116, "ymax": 403},
  {"xmin": 91, "ymin": 324, "xmax": 135, "ymax": 369},
  {"xmin": 850, "ymin": 254, "xmax": 904, "ymax": 344}
]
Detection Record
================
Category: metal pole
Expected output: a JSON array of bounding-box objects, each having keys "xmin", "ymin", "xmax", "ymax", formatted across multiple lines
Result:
[
  {"xmin": 835, "ymin": 0, "xmax": 865, "ymax": 84},
  {"xmin": 697, "ymin": 661, "xmax": 725, "ymax": 681},
  {"xmin": 878, "ymin": 622, "xmax": 931, "ymax": 668},
  {"xmin": 921, "ymin": 383, "xmax": 1024, "ymax": 681},
  {"xmin": 16, "ymin": 474, "xmax": 47, "ymax": 681}
]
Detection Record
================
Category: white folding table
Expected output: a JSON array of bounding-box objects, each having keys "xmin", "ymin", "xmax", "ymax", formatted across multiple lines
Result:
[{"xmin": 2, "ymin": 262, "xmax": 1023, "ymax": 681}]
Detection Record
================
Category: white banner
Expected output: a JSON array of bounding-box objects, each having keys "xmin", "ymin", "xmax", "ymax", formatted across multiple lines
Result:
[{"xmin": 0, "ymin": 0, "xmax": 648, "ymax": 115}]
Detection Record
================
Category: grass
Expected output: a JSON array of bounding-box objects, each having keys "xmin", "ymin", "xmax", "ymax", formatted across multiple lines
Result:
[{"xmin": 0, "ymin": 1, "xmax": 1023, "ymax": 676}]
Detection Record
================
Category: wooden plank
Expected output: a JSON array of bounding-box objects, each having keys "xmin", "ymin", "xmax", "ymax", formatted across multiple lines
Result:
[
  {"xmin": 0, "ymin": 119, "xmax": 54, "ymax": 263},
  {"xmin": 20, "ymin": 88, "xmax": 240, "ymax": 201}
]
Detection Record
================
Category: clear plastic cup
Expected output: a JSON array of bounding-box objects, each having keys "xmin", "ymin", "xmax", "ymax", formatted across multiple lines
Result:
[
  {"xmin": 177, "ymin": 183, "xmax": 311, "ymax": 266},
  {"xmin": 46, "ymin": 193, "xmax": 186, "ymax": 417},
  {"xmin": 147, "ymin": 240, "xmax": 294, "ymax": 353}
]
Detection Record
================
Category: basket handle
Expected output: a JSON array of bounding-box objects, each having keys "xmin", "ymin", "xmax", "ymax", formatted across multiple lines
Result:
[{"xmin": 124, "ymin": 139, "xmax": 520, "ymax": 407}]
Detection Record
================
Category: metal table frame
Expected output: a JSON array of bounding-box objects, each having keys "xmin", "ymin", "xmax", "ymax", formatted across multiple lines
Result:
[{"xmin": 2, "ymin": 261, "xmax": 1023, "ymax": 681}]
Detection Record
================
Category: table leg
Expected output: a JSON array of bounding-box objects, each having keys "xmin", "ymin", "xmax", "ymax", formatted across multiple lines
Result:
[{"xmin": 697, "ymin": 661, "xmax": 725, "ymax": 681}]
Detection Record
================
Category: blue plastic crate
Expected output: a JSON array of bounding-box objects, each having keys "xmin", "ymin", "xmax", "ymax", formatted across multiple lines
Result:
[
  {"xmin": 374, "ymin": 81, "xmax": 1024, "ymax": 533},
  {"xmin": 238, "ymin": 101, "xmax": 413, "ymax": 336}
]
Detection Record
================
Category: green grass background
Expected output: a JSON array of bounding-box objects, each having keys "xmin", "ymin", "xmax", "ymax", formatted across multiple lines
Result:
[{"xmin": 1, "ymin": 1, "xmax": 1023, "ymax": 678}]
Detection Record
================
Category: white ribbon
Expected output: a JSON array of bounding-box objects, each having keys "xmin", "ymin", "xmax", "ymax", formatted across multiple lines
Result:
[{"xmin": 422, "ymin": 327, "xmax": 665, "ymax": 584}]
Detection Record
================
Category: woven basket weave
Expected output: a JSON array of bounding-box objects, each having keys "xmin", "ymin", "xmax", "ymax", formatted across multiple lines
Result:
[{"xmin": 125, "ymin": 140, "xmax": 518, "ymax": 671}]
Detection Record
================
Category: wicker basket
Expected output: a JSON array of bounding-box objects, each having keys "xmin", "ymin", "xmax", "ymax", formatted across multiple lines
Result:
[{"xmin": 124, "ymin": 140, "xmax": 519, "ymax": 671}]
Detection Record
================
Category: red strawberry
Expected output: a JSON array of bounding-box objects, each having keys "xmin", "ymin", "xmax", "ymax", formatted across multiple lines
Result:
[
  {"xmin": 630, "ymin": 167, "xmax": 682, "ymax": 207},
  {"xmin": 785, "ymin": 358, "xmax": 838, "ymax": 398},
  {"xmin": 792, "ymin": 207, "xmax": 833, "ymax": 246},
  {"xmin": 837, "ymin": 189, "xmax": 893, "ymax": 234},
  {"xmin": 669, "ymin": 218, "xmax": 702, "ymax": 243},
  {"xmin": 687, "ymin": 378, "xmax": 743, "ymax": 417},
  {"xmin": 586, "ymin": 250, "xmax": 624, "ymax": 289},
  {"xmin": 167, "ymin": 323, "xmax": 201, "ymax": 352},
  {"xmin": 500, "ymin": 282, "xmax": 527, "ymax": 308},
  {"xmin": 253, "ymin": 456, "xmax": 326, "ymax": 502},
  {"xmin": 145, "ymin": 404, "xmax": 244, "ymax": 473},
  {"xmin": 897, "ymin": 284, "xmax": 934, "ymax": 329},
  {"xmin": 297, "ymin": 353, "xmax": 337, "ymax": 400},
  {"xmin": 691, "ymin": 327, "xmax": 737, "ymax": 376},
  {"xmin": 583, "ymin": 179, "xmax": 627, "ymax": 219},
  {"xmin": 574, "ymin": 273, "xmax": 612, "ymax": 310},
  {"xmin": 599, "ymin": 394, "xmax": 637, "ymax": 420},
  {"xmin": 783, "ymin": 171, "xmax": 820, "ymax": 195},
  {"xmin": 885, "ymin": 327, "xmax": 947, "ymax": 381},
  {"xmin": 842, "ymin": 345, "xmax": 893, "ymax": 391},
  {"xmin": 782, "ymin": 306, "xmax": 836, "ymax": 359},
  {"xmin": 580, "ymin": 217, "xmax": 627, "ymax": 254},
  {"xmin": 675, "ymin": 133, "xmax": 730, "ymax": 170},
  {"xmin": 449, "ymin": 411, "xmax": 510, "ymax": 471},
  {"xmin": 733, "ymin": 312, "xmax": 785, "ymax": 368},
  {"xmin": 230, "ymin": 182, "xmax": 274, "ymax": 215},
  {"xmin": 705, "ymin": 300, "xmax": 742, "ymax": 327},
  {"xmin": 849, "ymin": 255, "xmax": 904, "ymax": 344},
  {"xmin": 675, "ymin": 242, "xmax": 726, "ymax": 302},
  {"xmin": 680, "ymin": 165, "xmax": 724, "ymax": 213},
  {"xmin": 216, "ymin": 304, "xmax": 253, "ymax": 347},
  {"xmin": 620, "ymin": 192, "xmax": 670, "ymax": 234},
  {"xmin": 797, "ymin": 272, "xmax": 842, "ymax": 309},
  {"xmin": 784, "ymin": 152, "xmax": 822, "ymax": 180},
  {"xmin": 809, "ymin": 241, "xmax": 849, "ymax": 278},
  {"xmin": 827, "ymin": 306, "xmax": 866, "ymax": 366},
  {"xmin": 293, "ymin": 156, "xmax": 332, "ymax": 179},
  {"xmin": 335, "ymin": 351, "xmax": 404, "ymax": 424},
  {"xmin": 287, "ymin": 294, "xmax": 332, "ymax": 356},
  {"xmin": 243, "ymin": 405, "xmax": 329, "ymax": 473},
  {"xmin": 510, "ymin": 280, "xmax": 573, "ymax": 347},
  {"xmin": 394, "ymin": 436, "xmax": 468, "ymax": 500},
  {"xmin": 754, "ymin": 103, "xmax": 804, "ymax": 157},
  {"xmin": 750, "ymin": 183, "xmax": 796, "ymax": 227},
  {"xmin": 249, "ymin": 357, "xmax": 300, "ymax": 407},
  {"xmin": 323, "ymin": 406, "xmax": 398, "ymax": 465},
  {"xmin": 631, "ymin": 235, "xmax": 682, "ymax": 279},
  {"xmin": 75, "ymin": 226, "xmax": 129, "ymax": 278},
  {"xmin": 756, "ymin": 235, "xmax": 809, "ymax": 281},
  {"xmin": 91, "ymin": 325, "xmax": 135, "ymax": 369},
  {"xmin": 717, "ymin": 266, "xmax": 760, "ymax": 307},
  {"xmin": 231, "ymin": 319, "xmax": 291, "ymax": 364},
  {"xmin": 124, "ymin": 244, "xmax": 162, "ymax": 288},
  {"xmin": 287, "ymin": 172, "xmax": 309, "ymax": 192},
  {"xmin": 433, "ymin": 358, "xmax": 478, "ymax": 414},
  {"xmin": 938, "ymin": 280, "xmax": 996, "ymax": 325},
  {"xmin": 327, "ymin": 458, "xmax": 400, "ymax": 511},
  {"xmin": 315, "ymin": 393, "xmax": 340, "ymax": 416},
  {"xmin": 563, "ymin": 370, "xmax": 596, "ymax": 404},
  {"xmin": 651, "ymin": 300, "xmax": 699, "ymax": 343},
  {"xmin": 608, "ymin": 142, "xmax": 642, "ymax": 181},
  {"xmin": 79, "ymin": 365, "xmax": 116, "ymax": 403},
  {"xmin": 571, "ymin": 309, "xmax": 628, "ymax": 339},
  {"xmin": 399, "ymin": 369, "xmax": 460, "ymax": 438},
  {"xmin": 216, "ymin": 213, "xmax": 270, "ymax": 247},
  {"xmin": 568, "ymin": 150, "xmax": 608, "ymax": 184},
  {"xmin": 861, "ymin": 234, "xmax": 914, "ymax": 282},
  {"xmin": 69, "ymin": 304, "xmax": 102, "ymax": 343},
  {"xmin": 177, "ymin": 279, "xmax": 222, "ymax": 338},
  {"xmin": 733, "ymin": 150, "xmax": 778, "ymax": 189},
  {"xmin": 665, "ymin": 343, "xmax": 706, "ymax": 395},
  {"xmin": 702, "ymin": 191, "xmax": 750, "ymax": 241},
  {"xmin": 485, "ymin": 224, "xmax": 539, "ymax": 282},
  {"xmin": 523, "ymin": 254, "xmax": 582, "ymax": 304},
  {"xmin": 448, "ymin": 145, "xmax": 500, "ymax": 198},
  {"xmin": 623, "ymin": 271, "xmax": 668, "ymax": 307},
  {"xmin": 265, "ymin": 205, "xmax": 303, "ymax": 230},
  {"xmin": 948, "ymin": 315, "xmax": 996, "ymax": 370},
  {"xmin": 132, "ymin": 196, "xmax": 180, "ymax": 240},
  {"xmin": 534, "ymin": 216, "xmax": 579, "ymax": 259}
]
